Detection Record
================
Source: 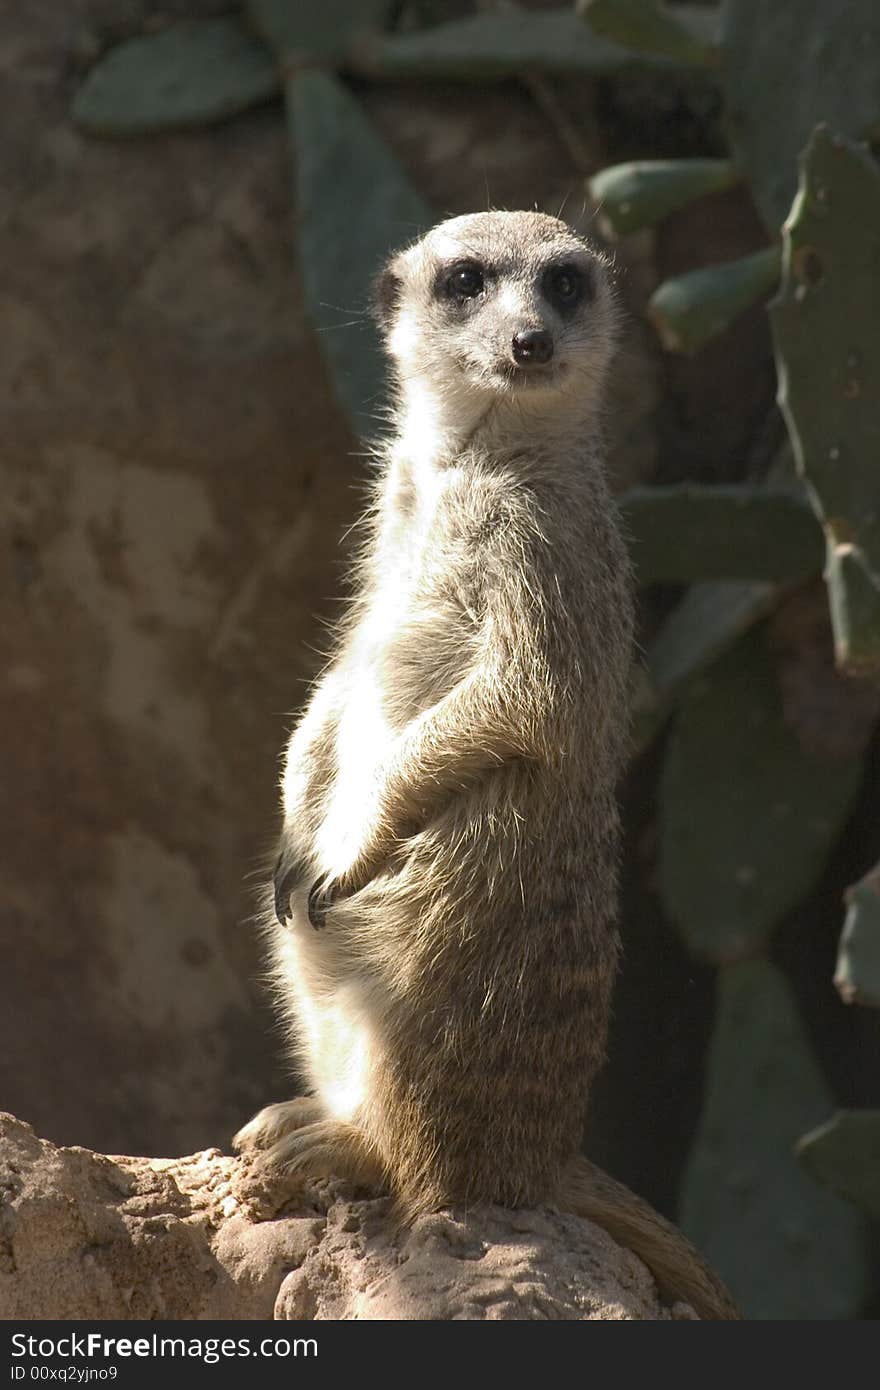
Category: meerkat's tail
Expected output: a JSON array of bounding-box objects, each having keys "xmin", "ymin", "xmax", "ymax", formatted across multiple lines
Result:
[{"xmin": 559, "ymin": 1154, "xmax": 742, "ymax": 1320}]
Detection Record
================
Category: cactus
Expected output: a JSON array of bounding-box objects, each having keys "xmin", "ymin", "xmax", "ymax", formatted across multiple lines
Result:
[
  {"xmin": 71, "ymin": 0, "xmax": 713, "ymax": 129},
  {"xmin": 71, "ymin": 17, "xmax": 279, "ymax": 136},
  {"xmin": 721, "ymin": 0, "xmax": 880, "ymax": 231},
  {"xmin": 823, "ymin": 548, "xmax": 880, "ymax": 679},
  {"xmin": 659, "ymin": 626, "xmax": 865, "ymax": 961},
  {"xmin": 619, "ymin": 483, "xmax": 821, "ymax": 586},
  {"xmin": 246, "ymin": 0, "xmax": 393, "ymax": 66},
  {"xmin": 577, "ymin": 0, "xmax": 719, "ymax": 68},
  {"xmin": 771, "ymin": 128, "xmax": 880, "ymax": 676},
  {"xmin": 632, "ymin": 580, "xmax": 777, "ymax": 753},
  {"xmin": 834, "ymin": 864, "xmax": 880, "ymax": 1010},
  {"xmin": 70, "ymin": 3, "xmax": 396, "ymax": 140},
  {"xmin": 648, "ymin": 245, "xmax": 781, "ymax": 355},
  {"xmin": 797, "ymin": 1111, "xmax": 880, "ymax": 1220},
  {"xmin": 591, "ymin": 0, "xmax": 880, "ymax": 220},
  {"xmin": 795, "ymin": 864, "xmax": 880, "ymax": 1229},
  {"xmin": 589, "ymin": 159, "xmax": 738, "ymax": 237},
  {"xmin": 680, "ymin": 960, "xmax": 868, "ymax": 1319},
  {"xmin": 357, "ymin": 7, "xmax": 669, "ymax": 80},
  {"xmin": 287, "ymin": 70, "xmax": 432, "ymax": 440},
  {"xmin": 584, "ymin": 0, "xmax": 880, "ymax": 350}
]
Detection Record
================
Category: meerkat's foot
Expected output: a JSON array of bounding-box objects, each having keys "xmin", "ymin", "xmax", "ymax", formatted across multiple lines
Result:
[
  {"xmin": 273, "ymin": 835, "xmax": 314, "ymax": 926},
  {"xmin": 232, "ymin": 1095, "xmax": 325, "ymax": 1154},
  {"xmin": 267, "ymin": 1118, "xmax": 386, "ymax": 1191}
]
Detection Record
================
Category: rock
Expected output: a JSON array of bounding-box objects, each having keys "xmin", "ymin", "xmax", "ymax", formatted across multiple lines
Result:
[{"xmin": 0, "ymin": 1114, "xmax": 688, "ymax": 1320}]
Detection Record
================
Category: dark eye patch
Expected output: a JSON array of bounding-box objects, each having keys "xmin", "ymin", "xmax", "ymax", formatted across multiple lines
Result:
[
  {"xmin": 436, "ymin": 259, "xmax": 487, "ymax": 305},
  {"xmin": 542, "ymin": 261, "xmax": 592, "ymax": 314}
]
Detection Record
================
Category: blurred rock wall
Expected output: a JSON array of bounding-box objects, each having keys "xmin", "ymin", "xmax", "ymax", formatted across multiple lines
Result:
[{"xmin": 1, "ymin": 1, "xmax": 364, "ymax": 1156}]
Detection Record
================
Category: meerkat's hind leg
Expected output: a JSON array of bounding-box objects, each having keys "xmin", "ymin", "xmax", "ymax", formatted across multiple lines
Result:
[{"xmin": 232, "ymin": 1095, "xmax": 325, "ymax": 1154}]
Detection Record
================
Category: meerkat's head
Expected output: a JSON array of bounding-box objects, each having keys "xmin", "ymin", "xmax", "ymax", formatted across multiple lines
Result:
[{"xmin": 375, "ymin": 210, "xmax": 618, "ymax": 429}]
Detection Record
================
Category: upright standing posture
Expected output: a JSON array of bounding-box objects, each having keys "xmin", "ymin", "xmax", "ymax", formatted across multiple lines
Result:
[{"xmin": 235, "ymin": 211, "xmax": 738, "ymax": 1319}]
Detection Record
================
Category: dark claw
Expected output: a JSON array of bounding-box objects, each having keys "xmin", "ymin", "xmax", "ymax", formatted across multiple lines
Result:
[
  {"xmin": 307, "ymin": 879, "xmax": 332, "ymax": 931},
  {"xmin": 272, "ymin": 844, "xmax": 310, "ymax": 927},
  {"xmin": 308, "ymin": 871, "xmax": 362, "ymax": 928},
  {"xmin": 273, "ymin": 866, "xmax": 294, "ymax": 925}
]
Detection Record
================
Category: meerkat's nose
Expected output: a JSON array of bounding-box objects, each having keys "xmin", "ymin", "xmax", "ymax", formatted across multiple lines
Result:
[{"xmin": 512, "ymin": 328, "xmax": 554, "ymax": 367}]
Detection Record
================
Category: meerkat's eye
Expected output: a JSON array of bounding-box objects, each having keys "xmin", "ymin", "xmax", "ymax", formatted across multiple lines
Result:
[
  {"xmin": 443, "ymin": 260, "xmax": 485, "ymax": 302},
  {"xmin": 543, "ymin": 263, "xmax": 589, "ymax": 312}
]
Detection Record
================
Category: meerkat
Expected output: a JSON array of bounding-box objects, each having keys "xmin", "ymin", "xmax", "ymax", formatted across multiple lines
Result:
[{"xmin": 234, "ymin": 210, "xmax": 739, "ymax": 1320}]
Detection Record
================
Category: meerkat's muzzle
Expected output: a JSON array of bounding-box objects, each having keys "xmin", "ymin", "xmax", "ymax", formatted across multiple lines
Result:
[{"xmin": 511, "ymin": 328, "xmax": 554, "ymax": 367}]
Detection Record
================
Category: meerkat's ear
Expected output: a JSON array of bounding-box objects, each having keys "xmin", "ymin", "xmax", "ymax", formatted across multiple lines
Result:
[{"xmin": 373, "ymin": 257, "xmax": 403, "ymax": 334}]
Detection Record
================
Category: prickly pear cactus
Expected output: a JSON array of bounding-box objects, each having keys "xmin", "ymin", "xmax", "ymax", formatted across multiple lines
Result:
[
  {"xmin": 795, "ymin": 856, "xmax": 880, "ymax": 1237},
  {"xmin": 680, "ymin": 960, "xmax": 868, "ymax": 1319},
  {"xmin": 584, "ymin": 0, "xmax": 880, "ymax": 350},
  {"xmin": 71, "ymin": 18, "xmax": 279, "ymax": 136},
  {"xmin": 797, "ymin": 1111, "xmax": 880, "ymax": 1220},
  {"xmin": 577, "ymin": 0, "xmax": 719, "ymax": 67},
  {"xmin": 246, "ymin": 0, "xmax": 393, "ymax": 65},
  {"xmin": 659, "ymin": 625, "xmax": 864, "ymax": 961},
  {"xmin": 771, "ymin": 128, "xmax": 880, "ymax": 676},
  {"xmin": 721, "ymin": 0, "xmax": 880, "ymax": 231},
  {"xmin": 619, "ymin": 484, "xmax": 822, "ymax": 586},
  {"xmin": 648, "ymin": 246, "xmax": 780, "ymax": 355},
  {"xmin": 286, "ymin": 71, "xmax": 432, "ymax": 439},
  {"xmin": 835, "ymin": 864, "xmax": 880, "ymax": 1009},
  {"xmin": 632, "ymin": 579, "xmax": 777, "ymax": 752},
  {"xmin": 363, "ymin": 7, "xmax": 659, "ymax": 79},
  {"xmin": 590, "ymin": 159, "xmax": 737, "ymax": 237}
]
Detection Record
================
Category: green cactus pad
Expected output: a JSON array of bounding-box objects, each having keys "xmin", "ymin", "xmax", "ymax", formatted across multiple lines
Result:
[
  {"xmin": 620, "ymin": 484, "xmax": 822, "ymax": 585},
  {"xmin": 680, "ymin": 960, "xmax": 868, "ymax": 1319},
  {"xmin": 589, "ymin": 159, "xmax": 738, "ymax": 236},
  {"xmin": 71, "ymin": 18, "xmax": 279, "ymax": 136},
  {"xmin": 633, "ymin": 580, "xmax": 777, "ymax": 754},
  {"xmin": 246, "ymin": 0, "xmax": 393, "ymax": 65},
  {"xmin": 825, "ymin": 547, "xmax": 880, "ymax": 676},
  {"xmin": 579, "ymin": 0, "xmax": 719, "ymax": 67},
  {"xmin": 659, "ymin": 625, "xmax": 864, "ymax": 961},
  {"xmin": 797, "ymin": 1111, "xmax": 880, "ymax": 1219},
  {"xmin": 357, "ymin": 8, "xmax": 662, "ymax": 81},
  {"xmin": 721, "ymin": 0, "xmax": 880, "ymax": 231},
  {"xmin": 288, "ymin": 71, "xmax": 433, "ymax": 440},
  {"xmin": 771, "ymin": 128, "xmax": 880, "ymax": 675},
  {"xmin": 835, "ymin": 864, "xmax": 880, "ymax": 1010},
  {"xmin": 649, "ymin": 245, "xmax": 781, "ymax": 354}
]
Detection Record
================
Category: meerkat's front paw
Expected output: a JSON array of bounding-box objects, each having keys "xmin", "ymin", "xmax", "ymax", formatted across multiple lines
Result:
[
  {"xmin": 307, "ymin": 833, "xmax": 395, "ymax": 927},
  {"xmin": 306, "ymin": 878, "xmax": 334, "ymax": 930},
  {"xmin": 233, "ymin": 1096, "xmax": 325, "ymax": 1154},
  {"xmin": 268, "ymin": 1119, "xmax": 386, "ymax": 1191},
  {"xmin": 306, "ymin": 864, "xmax": 371, "ymax": 929},
  {"xmin": 233, "ymin": 1110, "xmax": 386, "ymax": 1217},
  {"xmin": 273, "ymin": 838, "xmax": 313, "ymax": 926}
]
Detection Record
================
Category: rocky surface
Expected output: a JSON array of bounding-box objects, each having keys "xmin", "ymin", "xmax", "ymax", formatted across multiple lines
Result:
[{"xmin": 0, "ymin": 1114, "xmax": 691, "ymax": 1320}]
